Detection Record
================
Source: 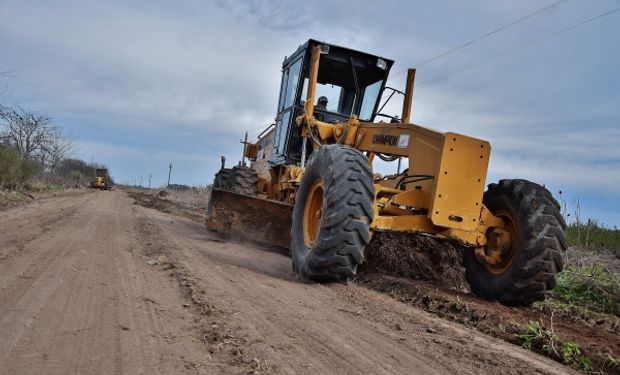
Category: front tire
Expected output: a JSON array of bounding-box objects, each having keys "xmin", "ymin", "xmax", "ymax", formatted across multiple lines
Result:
[
  {"xmin": 291, "ymin": 145, "xmax": 374, "ymax": 282},
  {"xmin": 465, "ymin": 179, "xmax": 567, "ymax": 305}
]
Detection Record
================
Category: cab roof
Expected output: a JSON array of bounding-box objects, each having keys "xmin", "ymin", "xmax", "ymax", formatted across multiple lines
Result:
[{"xmin": 282, "ymin": 39, "xmax": 395, "ymax": 73}]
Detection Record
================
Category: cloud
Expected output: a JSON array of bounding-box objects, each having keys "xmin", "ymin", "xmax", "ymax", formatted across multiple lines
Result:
[
  {"xmin": 0, "ymin": 0, "xmax": 291, "ymax": 134},
  {"xmin": 1, "ymin": 0, "xmax": 619, "ymax": 224}
]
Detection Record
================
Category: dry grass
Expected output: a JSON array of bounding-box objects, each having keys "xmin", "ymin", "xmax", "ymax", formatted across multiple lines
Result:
[
  {"xmin": 160, "ymin": 186, "xmax": 211, "ymax": 211},
  {"xmin": 0, "ymin": 189, "xmax": 31, "ymax": 204}
]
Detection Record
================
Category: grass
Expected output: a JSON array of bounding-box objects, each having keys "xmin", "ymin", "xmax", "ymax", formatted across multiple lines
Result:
[
  {"xmin": 565, "ymin": 223, "xmax": 620, "ymax": 254},
  {"xmin": 22, "ymin": 181, "xmax": 66, "ymax": 193},
  {"xmin": 517, "ymin": 193, "xmax": 620, "ymax": 372},
  {"xmin": 515, "ymin": 321, "xmax": 592, "ymax": 371},
  {"xmin": 0, "ymin": 181, "xmax": 80, "ymax": 207},
  {"xmin": 159, "ymin": 186, "xmax": 211, "ymax": 211},
  {"xmin": 0, "ymin": 188, "xmax": 31, "ymax": 204},
  {"xmin": 553, "ymin": 264, "xmax": 620, "ymax": 317},
  {"xmin": 545, "ymin": 208, "xmax": 620, "ymax": 318}
]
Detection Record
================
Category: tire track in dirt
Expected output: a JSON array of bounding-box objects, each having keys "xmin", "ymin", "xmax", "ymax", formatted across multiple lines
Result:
[
  {"xmin": 0, "ymin": 190, "xmax": 220, "ymax": 375},
  {"xmin": 0, "ymin": 193, "xmax": 87, "ymax": 263},
  {"xmin": 136, "ymin": 189, "xmax": 620, "ymax": 373},
  {"xmin": 0, "ymin": 199, "xmax": 97, "ymax": 317},
  {"xmin": 131, "ymin": 193, "xmax": 577, "ymax": 375}
]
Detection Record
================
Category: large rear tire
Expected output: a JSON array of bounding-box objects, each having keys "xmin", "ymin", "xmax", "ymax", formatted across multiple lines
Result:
[
  {"xmin": 213, "ymin": 168, "xmax": 231, "ymax": 189},
  {"xmin": 291, "ymin": 145, "xmax": 374, "ymax": 282},
  {"xmin": 465, "ymin": 179, "xmax": 567, "ymax": 306},
  {"xmin": 224, "ymin": 166, "xmax": 258, "ymax": 196}
]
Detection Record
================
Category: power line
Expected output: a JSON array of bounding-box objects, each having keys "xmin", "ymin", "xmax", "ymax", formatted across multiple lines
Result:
[
  {"xmin": 246, "ymin": 122, "xmax": 272, "ymax": 133},
  {"xmin": 414, "ymin": 6, "xmax": 620, "ymax": 87},
  {"xmin": 389, "ymin": 0, "xmax": 569, "ymax": 81},
  {"xmin": 227, "ymin": 4, "xmax": 611, "ymax": 140}
]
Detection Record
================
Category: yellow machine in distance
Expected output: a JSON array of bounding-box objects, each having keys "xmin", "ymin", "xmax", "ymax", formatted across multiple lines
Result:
[
  {"xmin": 90, "ymin": 168, "xmax": 110, "ymax": 190},
  {"xmin": 207, "ymin": 39, "xmax": 567, "ymax": 306}
]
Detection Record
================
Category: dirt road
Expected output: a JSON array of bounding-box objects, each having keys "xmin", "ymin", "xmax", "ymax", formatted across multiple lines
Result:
[{"xmin": 0, "ymin": 190, "xmax": 577, "ymax": 374}]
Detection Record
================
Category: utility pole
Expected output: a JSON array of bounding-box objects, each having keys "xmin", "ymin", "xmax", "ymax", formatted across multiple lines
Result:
[
  {"xmin": 167, "ymin": 162, "xmax": 172, "ymax": 187},
  {"xmin": 148, "ymin": 174, "xmax": 152, "ymax": 189}
]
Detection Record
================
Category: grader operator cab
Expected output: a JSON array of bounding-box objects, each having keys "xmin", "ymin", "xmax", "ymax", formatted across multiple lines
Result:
[{"xmin": 207, "ymin": 39, "xmax": 567, "ymax": 306}]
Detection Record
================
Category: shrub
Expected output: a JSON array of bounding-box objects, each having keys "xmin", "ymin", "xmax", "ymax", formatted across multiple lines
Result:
[{"xmin": 0, "ymin": 145, "xmax": 37, "ymax": 188}]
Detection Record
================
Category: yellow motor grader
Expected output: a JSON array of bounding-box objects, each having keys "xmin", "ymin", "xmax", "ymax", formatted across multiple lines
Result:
[
  {"xmin": 207, "ymin": 39, "xmax": 566, "ymax": 305},
  {"xmin": 90, "ymin": 168, "xmax": 110, "ymax": 190}
]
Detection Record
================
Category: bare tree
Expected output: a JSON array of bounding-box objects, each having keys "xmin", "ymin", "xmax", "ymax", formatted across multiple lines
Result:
[
  {"xmin": 1, "ymin": 101, "xmax": 75, "ymax": 181},
  {"xmin": 43, "ymin": 127, "xmax": 74, "ymax": 174},
  {"xmin": 0, "ymin": 106, "xmax": 53, "ymax": 160}
]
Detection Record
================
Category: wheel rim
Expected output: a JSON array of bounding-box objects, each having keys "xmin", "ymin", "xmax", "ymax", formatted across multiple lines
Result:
[
  {"xmin": 483, "ymin": 210, "xmax": 517, "ymax": 275},
  {"xmin": 303, "ymin": 179, "xmax": 324, "ymax": 248}
]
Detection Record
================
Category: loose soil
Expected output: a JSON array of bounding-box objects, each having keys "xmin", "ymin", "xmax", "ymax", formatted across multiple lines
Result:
[
  {"xmin": 360, "ymin": 231, "xmax": 469, "ymax": 290},
  {"xmin": 0, "ymin": 187, "xmax": 87, "ymax": 211},
  {"xmin": 133, "ymin": 189, "xmax": 619, "ymax": 374},
  {"xmin": 0, "ymin": 188, "xmax": 594, "ymax": 374},
  {"xmin": 359, "ymin": 233, "xmax": 619, "ymax": 372}
]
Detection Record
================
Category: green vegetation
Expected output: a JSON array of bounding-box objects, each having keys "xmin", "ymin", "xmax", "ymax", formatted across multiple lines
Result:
[
  {"xmin": 0, "ymin": 189, "xmax": 30, "ymax": 203},
  {"xmin": 516, "ymin": 321, "xmax": 592, "ymax": 371},
  {"xmin": 551, "ymin": 192, "xmax": 620, "ymax": 319},
  {"xmin": 554, "ymin": 264, "xmax": 620, "ymax": 316},
  {"xmin": 0, "ymin": 145, "xmax": 38, "ymax": 188},
  {"xmin": 565, "ymin": 222, "xmax": 620, "ymax": 253},
  {"xmin": 558, "ymin": 342, "xmax": 591, "ymax": 371},
  {"xmin": 606, "ymin": 353, "xmax": 618, "ymax": 369},
  {"xmin": 515, "ymin": 321, "xmax": 555, "ymax": 354},
  {"xmin": 0, "ymin": 145, "xmax": 111, "ymax": 203},
  {"xmin": 550, "ymin": 222, "xmax": 620, "ymax": 318},
  {"xmin": 1, "ymin": 103, "xmax": 112, "ymax": 199}
]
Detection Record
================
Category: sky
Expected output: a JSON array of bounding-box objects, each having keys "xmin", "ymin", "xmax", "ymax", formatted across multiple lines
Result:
[{"xmin": 0, "ymin": 0, "xmax": 619, "ymax": 226}]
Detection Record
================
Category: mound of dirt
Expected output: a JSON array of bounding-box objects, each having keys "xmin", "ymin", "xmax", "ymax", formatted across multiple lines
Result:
[
  {"xmin": 359, "ymin": 232, "xmax": 469, "ymax": 290},
  {"xmin": 128, "ymin": 190, "xmax": 204, "ymax": 223}
]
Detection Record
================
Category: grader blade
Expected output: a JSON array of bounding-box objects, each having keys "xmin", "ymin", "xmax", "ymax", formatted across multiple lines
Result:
[{"xmin": 206, "ymin": 189, "xmax": 293, "ymax": 250}]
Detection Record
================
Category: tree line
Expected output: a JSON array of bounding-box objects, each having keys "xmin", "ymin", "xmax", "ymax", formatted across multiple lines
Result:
[{"xmin": 0, "ymin": 103, "xmax": 111, "ymax": 189}]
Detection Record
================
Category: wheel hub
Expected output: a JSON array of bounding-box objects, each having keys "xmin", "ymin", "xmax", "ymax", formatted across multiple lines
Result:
[
  {"xmin": 479, "ymin": 211, "xmax": 517, "ymax": 275},
  {"xmin": 303, "ymin": 179, "xmax": 324, "ymax": 248}
]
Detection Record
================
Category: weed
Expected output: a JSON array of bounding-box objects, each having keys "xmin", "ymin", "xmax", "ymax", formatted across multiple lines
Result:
[
  {"xmin": 559, "ymin": 342, "xmax": 591, "ymax": 370},
  {"xmin": 515, "ymin": 321, "xmax": 555, "ymax": 354},
  {"xmin": 516, "ymin": 321, "xmax": 593, "ymax": 371},
  {"xmin": 605, "ymin": 353, "xmax": 619, "ymax": 369}
]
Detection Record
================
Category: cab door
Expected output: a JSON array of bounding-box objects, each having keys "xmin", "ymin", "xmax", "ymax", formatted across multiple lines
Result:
[{"xmin": 272, "ymin": 57, "xmax": 304, "ymax": 165}]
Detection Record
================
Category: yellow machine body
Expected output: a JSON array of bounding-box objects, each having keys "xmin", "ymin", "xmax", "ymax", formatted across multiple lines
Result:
[
  {"xmin": 90, "ymin": 168, "xmax": 109, "ymax": 190},
  {"xmin": 92, "ymin": 176, "xmax": 107, "ymax": 189},
  {"xmin": 209, "ymin": 39, "xmax": 567, "ymax": 305},
  {"xmin": 237, "ymin": 45, "xmax": 507, "ymax": 257}
]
